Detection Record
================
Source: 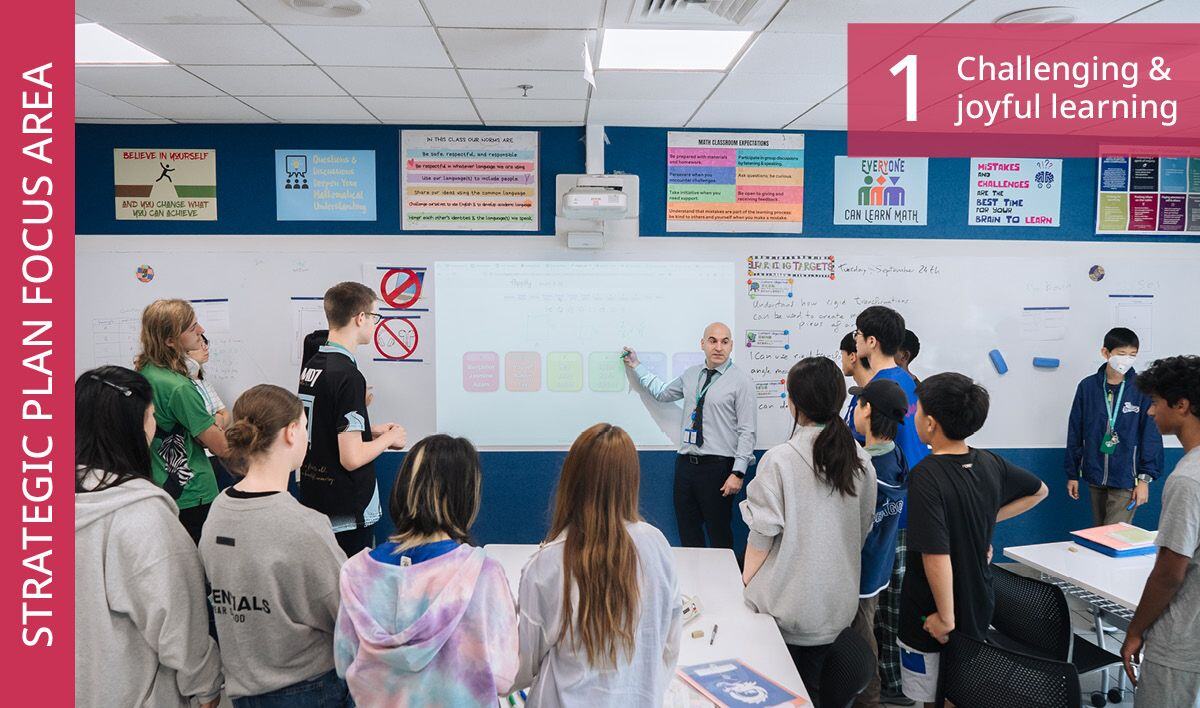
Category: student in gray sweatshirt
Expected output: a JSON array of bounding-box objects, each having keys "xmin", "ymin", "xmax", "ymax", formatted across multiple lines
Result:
[
  {"xmin": 741, "ymin": 357, "xmax": 877, "ymax": 699},
  {"xmin": 74, "ymin": 366, "xmax": 223, "ymax": 708},
  {"xmin": 199, "ymin": 384, "xmax": 351, "ymax": 707}
]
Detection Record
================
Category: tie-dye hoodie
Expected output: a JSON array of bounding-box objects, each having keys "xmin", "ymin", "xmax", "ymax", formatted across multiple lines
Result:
[{"xmin": 335, "ymin": 543, "xmax": 518, "ymax": 706}]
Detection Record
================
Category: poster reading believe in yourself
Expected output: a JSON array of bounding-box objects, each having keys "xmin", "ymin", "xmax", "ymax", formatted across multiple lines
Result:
[
  {"xmin": 666, "ymin": 131, "xmax": 804, "ymax": 233},
  {"xmin": 1097, "ymin": 150, "xmax": 1200, "ymax": 234},
  {"xmin": 401, "ymin": 130, "xmax": 538, "ymax": 231},
  {"xmin": 275, "ymin": 150, "xmax": 376, "ymax": 221},
  {"xmin": 114, "ymin": 148, "xmax": 217, "ymax": 220},
  {"xmin": 833, "ymin": 156, "xmax": 928, "ymax": 226},
  {"xmin": 969, "ymin": 158, "xmax": 1062, "ymax": 227}
]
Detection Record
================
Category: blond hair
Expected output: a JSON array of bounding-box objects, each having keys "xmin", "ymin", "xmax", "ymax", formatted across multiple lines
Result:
[
  {"xmin": 387, "ymin": 435, "xmax": 482, "ymax": 549},
  {"xmin": 135, "ymin": 299, "xmax": 195, "ymax": 376}
]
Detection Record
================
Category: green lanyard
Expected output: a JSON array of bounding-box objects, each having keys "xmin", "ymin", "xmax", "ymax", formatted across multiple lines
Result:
[{"xmin": 1104, "ymin": 379, "xmax": 1126, "ymax": 433}]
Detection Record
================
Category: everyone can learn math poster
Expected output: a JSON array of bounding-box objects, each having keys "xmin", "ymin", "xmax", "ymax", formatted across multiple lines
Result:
[
  {"xmin": 275, "ymin": 150, "xmax": 376, "ymax": 221},
  {"xmin": 401, "ymin": 130, "xmax": 538, "ymax": 231},
  {"xmin": 833, "ymin": 156, "xmax": 928, "ymax": 226},
  {"xmin": 1096, "ymin": 149, "xmax": 1200, "ymax": 234},
  {"xmin": 114, "ymin": 148, "xmax": 217, "ymax": 220},
  {"xmin": 969, "ymin": 158, "xmax": 1062, "ymax": 227},
  {"xmin": 666, "ymin": 131, "xmax": 804, "ymax": 233}
]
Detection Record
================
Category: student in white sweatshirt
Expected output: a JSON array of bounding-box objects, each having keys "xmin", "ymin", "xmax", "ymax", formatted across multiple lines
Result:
[
  {"xmin": 74, "ymin": 366, "xmax": 222, "ymax": 708},
  {"xmin": 741, "ymin": 356, "xmax": 877, "ymax": 699},
  {"xmin": 199, "ymin": 384, "xmax": 350, "ymax": 707},
  {"xmin": 515, "ymin": 423, "xmax": 683, "ymax": 707}
]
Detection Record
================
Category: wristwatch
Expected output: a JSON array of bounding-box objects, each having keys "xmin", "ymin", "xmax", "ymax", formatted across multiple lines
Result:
[
  {"xmin": 733, "ymin": 470, "xmax": 745, "ymax": 479},
  {"xmin": 1137, "ymin": 474, "xmax": 1153, "ymax": 484}
]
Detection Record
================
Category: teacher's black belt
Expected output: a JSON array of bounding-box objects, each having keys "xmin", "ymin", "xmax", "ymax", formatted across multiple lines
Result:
[{"xmin": 679, "ymin": 454, "xmax": 735, "ymax": 465}]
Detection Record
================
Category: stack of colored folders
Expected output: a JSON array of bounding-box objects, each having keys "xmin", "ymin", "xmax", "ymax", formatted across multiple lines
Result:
[{"xmin": 1070, "ymin": 523, "xmax": 1158, "ymax": 558}]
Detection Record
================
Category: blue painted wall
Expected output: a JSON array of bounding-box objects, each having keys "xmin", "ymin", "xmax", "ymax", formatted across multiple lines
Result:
[{"xmin": 79, "ymin": 122, "xmax": 1191, "ymax": 553}]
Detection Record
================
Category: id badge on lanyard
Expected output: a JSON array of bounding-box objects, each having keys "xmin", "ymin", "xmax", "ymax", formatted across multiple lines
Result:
[{"xmin": 1100, "ymin": 380, "xmax": 1125, "ymax": 456}]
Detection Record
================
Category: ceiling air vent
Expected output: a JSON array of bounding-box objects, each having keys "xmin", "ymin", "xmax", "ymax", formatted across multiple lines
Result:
[
  {"xmin": 994, "ymin": 6, "xmax": 1079, "ymax": 24},
  {"xmin": 283, "ymin": 0, "xmax": 371, "ymax": 19},
  {"xmin": 631, "ymin": 0, "xmax": 782, "ymax": 27}
]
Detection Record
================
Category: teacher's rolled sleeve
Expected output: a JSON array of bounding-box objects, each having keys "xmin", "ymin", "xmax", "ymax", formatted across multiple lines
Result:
[
  {"xmin": 732, "ymin": 376, "xmax": 758, "ymax": 474},
  {"xmin": 634, "ymin": 364, "xmax": 685, "ymax": 402}
]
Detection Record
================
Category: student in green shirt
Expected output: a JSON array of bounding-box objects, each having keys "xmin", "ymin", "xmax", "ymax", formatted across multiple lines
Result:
[{"xmin": 135, "ymin": 299, "xmax": 229, "ymax": 543}]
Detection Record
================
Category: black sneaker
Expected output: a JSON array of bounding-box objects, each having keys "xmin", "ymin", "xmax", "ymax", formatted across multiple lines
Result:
[{"xmin": 881, "ymin": 690, "xmax": 915, "ymax": 706}]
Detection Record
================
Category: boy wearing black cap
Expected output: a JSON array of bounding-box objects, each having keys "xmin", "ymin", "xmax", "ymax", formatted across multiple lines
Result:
[{"xmin": 849, "ymin": 378, "xmax": 910, "ymax": 708}]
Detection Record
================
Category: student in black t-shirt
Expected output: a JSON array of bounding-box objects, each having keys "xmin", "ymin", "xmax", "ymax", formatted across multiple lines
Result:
[
  {"xmin": 898, "ymin": 373, "xmax": 1048, "ymax": 707},
  {"xmin": 299, "ymin": 282, "xmax": 407, "ymax": 557}
]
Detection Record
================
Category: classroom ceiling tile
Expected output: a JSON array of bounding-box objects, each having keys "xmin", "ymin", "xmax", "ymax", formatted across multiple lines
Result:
[
  {"xmin": 324, "ymin": 67, "xmax": 466, "ymax": 98},
  {"xmin": 767, "ymin": 0, "xmax": 965, "ymax": 32},
  {"xmin": 592, "ymin": 71, "xmax": 724, "ymax": 101},
  {"xmin": 441, "ymin": 29, "xmax": 595, "ymax": 70},
  {"xmin": 1119, "ymin": 0, "xmax": 1200, "ymax": 22},
  {"xmin": 423, "ymin": 0, "xmax": 604, "ymax": 29},
  {"xmin": 121, "ymin": 95, "xmax": 270, "ymax": 121},
  {"xmin": 588, "ymin": 99, "xmax": 701, "ymax": 126},
  {"xmin": 475, "ymin": 98, "xmax": 587, "ymax": 123},
  {"xmin": 275, "ymin": 26, "xmax": 451, "ymax": 67},
  {"xmin": 184, "ymin": 65, "xmax": 346, "ymax": 96},
  {"xmin": 76, "ymin": 65, "xmax": 223, "ymax": 97},
  {"xmin": 78, "ymin": 117, "xmax": 176, "ymax": 124},
  {"xmin": 358, "ymin": 96, "xmax": 480, "ymax": 122},
  {"xmin": 784, "ymin": 101, "xmax": 847, "ymax": 129},
  {"xmin": 946, "ymin": 0, "xmax": 1154, "ymax": 23},
  {"xmin": 239, "ymin": 96, "xmax": 374, "ymax": 121},
  {"xmin": 689, "ymin": 100, "xmax": 810, "ymax": 128},
  {"xmin": 108, "ymin": 24, "xmax": 310, "ymax": 65},
  {"xmin": 76, "ymin": 84, "xmax": 168, "ymax": 120},
  {"xmin": 75, "ymin": 14, "xmax": 91, "ymax": 23},
  {"xmin": 238, "ymin": 0, "xmax": 430, "ymax": 26},
  {"xmin": 459, "ymin": 69, "xmax": 589, "ymax": 100},
  {"xmin": 711, "ymin": 70, "xmax": 844, "ymax": 104},
  {"xmin": 74, "ymin": 0, "xmax": 259, "ymax": 24},
  {"xmin": 733, "ymin": 32, "xmax": 847, "ymax": 75}
]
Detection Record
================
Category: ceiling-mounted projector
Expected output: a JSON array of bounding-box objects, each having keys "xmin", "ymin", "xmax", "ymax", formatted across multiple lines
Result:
[{"xmin": 561, "ymin": 175, "xmax": 631, "ymax": 219}]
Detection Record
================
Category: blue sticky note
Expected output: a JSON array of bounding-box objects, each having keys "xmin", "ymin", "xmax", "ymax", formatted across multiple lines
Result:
[
  {"xmin": 1033, "ymin": 357, "xmax": 1060, "ymax": 369},
  {"xmin": 989, "ymin": 349, "xmax": 1008, "ymax": 375}
]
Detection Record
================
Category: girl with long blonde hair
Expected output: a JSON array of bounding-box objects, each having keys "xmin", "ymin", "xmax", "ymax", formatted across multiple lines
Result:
[
  {"xmin": 136, "ymin": 298, "xmax": 229, "ymax": 542},
  {"xmin": 515, "ymin": 423, "xmax": 682, "ymax": 706}
]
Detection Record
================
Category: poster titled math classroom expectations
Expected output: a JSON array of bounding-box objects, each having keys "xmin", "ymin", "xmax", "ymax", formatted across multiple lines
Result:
[
  {"xmin": 401, "ymin": 130, "xmax": 539, "ymax": 232},
  {"xmin": 666, "ymin": 131, "xmax": 804, "ymax": 234},
  {"xmin": 113, "ymin": 148, "xmax": 217, "ymax": 221}
]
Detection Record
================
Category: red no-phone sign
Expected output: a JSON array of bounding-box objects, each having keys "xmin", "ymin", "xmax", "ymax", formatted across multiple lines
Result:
[
  {"xmin": 375, "ymin": 317, "xmax": 419, "ymax": 360},
  {"xmin": 380, "ymin": 268, "xmax": 423, "ymax": 309}
]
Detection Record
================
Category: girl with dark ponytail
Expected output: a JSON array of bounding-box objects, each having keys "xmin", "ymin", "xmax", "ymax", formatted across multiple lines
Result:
[{"xmin": 739, "ymin": 356, "xmax": 878, "ymax": 697}]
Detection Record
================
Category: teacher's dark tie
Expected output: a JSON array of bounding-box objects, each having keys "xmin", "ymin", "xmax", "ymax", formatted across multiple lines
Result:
[{"xmin": 694, "ymin": 368, "xmax": 717, "ymax": 448}]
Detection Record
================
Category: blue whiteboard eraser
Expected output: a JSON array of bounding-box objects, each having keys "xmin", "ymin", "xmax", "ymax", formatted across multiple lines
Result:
[
  {"xmin": 989, "ymin": 349, "xmax": 1008, "ymax": 375},
  {"xmin": 1033, "ymin": 357, "xmax": 1061, "ymax": 369}
]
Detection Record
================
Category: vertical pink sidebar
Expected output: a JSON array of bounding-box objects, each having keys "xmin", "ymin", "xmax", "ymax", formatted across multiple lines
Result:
[
  {"xmin": 462, "ymin": 351, "xmax": 500, "ymax": 392},
  {"xmin": 505, "ymin": 352, "xmax": 542, "ymax": 392}
]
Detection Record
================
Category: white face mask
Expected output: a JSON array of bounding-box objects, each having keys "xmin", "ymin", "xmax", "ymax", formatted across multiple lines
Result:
[
  {"xmin": 1108, "ymin": 354, "xmax": 1136, "ymax": 375},
  {"xmin": 185, "ymin": 356, "xmax": 202, "ymax": 379}
]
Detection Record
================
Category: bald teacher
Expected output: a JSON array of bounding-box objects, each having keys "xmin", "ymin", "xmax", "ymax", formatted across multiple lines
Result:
[{"xmin": 624, "ymin": 323, "xmax": 757, "ymax": 549}]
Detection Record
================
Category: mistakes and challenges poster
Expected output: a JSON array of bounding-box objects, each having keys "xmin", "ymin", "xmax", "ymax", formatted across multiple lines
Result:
[
  {"xmin": 401, "ymin": 130, "xmax": 538, "ymax": 231},
  {"xmin": 1097, "ymin": 150, "xmax": 1200, "ymax": 234},
  {"xmin": 275, "ymin": 150, "xmax": 376, "ymax": 221},
  {"xmin": 114, "ymin": 148, "xmax": 216, "ymax": 220},
  {"xmin": 970, "ymin": 158, "xmax": 1062, "ymax": 227},
  {"xmin": 833, "ymin": 156, "xmax": 928, "ymax": 226},
  {"xmin": 666, "ymin": 132, "xmax": 804, "ymax": 233}
]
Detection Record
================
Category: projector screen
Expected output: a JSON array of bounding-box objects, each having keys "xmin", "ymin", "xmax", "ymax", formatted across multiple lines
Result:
[{"xmin": 435, "ymin": 261, "xmax": 735, "ymax": 446}]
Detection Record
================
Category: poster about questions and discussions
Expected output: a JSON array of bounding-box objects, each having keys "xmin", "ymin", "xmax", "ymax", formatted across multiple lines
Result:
[{"xmin": 275, "ymin": 150, "xmax": 377, "ymax": 221}]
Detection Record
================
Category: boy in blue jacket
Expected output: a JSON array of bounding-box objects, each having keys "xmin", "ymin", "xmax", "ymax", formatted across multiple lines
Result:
[
  {"xmin": 849, "ymin": 378, "xmax": 910, "ymax": 708},
  {"xmin": 1065, "ymin": 327, "xmax": 1164, "ymax": 525}
]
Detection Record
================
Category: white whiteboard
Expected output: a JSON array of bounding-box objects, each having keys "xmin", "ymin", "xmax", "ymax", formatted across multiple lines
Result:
[{"xmin": 77, "ymin": 235, "xmax": 1197, "ymax": 450}]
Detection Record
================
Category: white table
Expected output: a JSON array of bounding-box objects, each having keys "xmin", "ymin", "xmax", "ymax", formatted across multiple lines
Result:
[
  {"xmin": 1004, "ymin": 541, "xmax": 1156, "ymax": 698},
  {"xmin": 485, "ymin": 544, "xmax": 810, "ymax": 703}
]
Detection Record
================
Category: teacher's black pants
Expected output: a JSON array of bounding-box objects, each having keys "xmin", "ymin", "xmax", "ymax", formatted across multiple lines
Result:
[{"xmin": 674, "ymin": 454, "xmax": 736, "ymax": 549}]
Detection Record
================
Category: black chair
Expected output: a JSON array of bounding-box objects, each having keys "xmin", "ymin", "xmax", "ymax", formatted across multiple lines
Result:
[
  {"xmin": 988, "ymin": 565, "xmax": 1124, "ymax": 705},
  {"xmin": 819, "ymin": 627, "xmax": 875, "ymax": 708},
  {"xmin": 937, "ymin": 632, "xmax": 1082, "ymax": 708}
]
